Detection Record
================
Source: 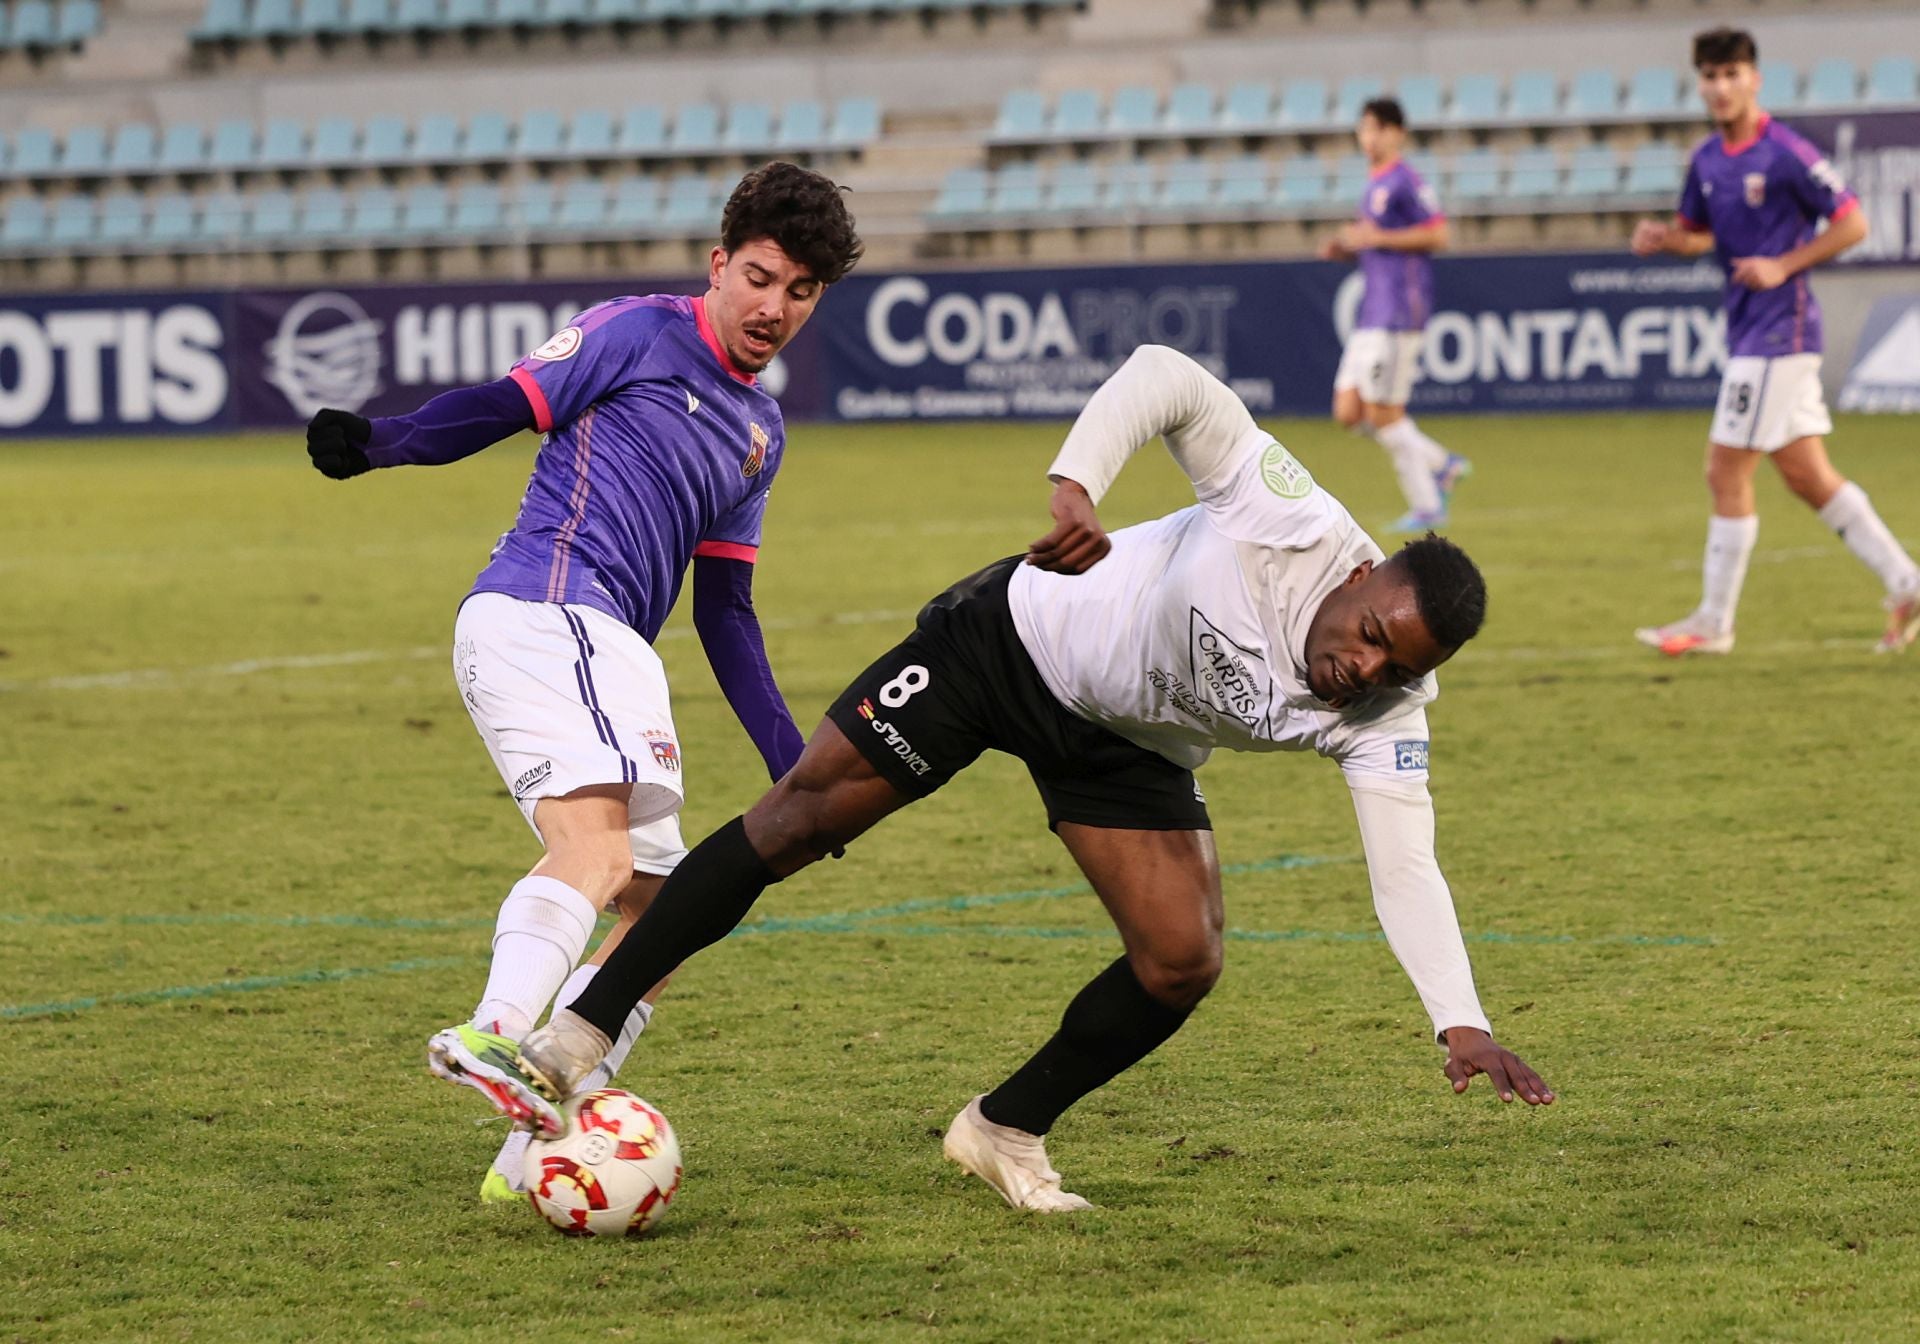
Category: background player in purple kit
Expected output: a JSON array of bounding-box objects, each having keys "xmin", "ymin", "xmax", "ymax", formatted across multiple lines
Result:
[
  {"xmin": 301, "ymin": 161, "xmax": 863, "ymax": 1199},
  {"xmin": 1321, "ymin": 97, "xmax": 1469, "ymax": 533},
  {"xmin": 1632, "ymin": 28, "xmax": 1920, "ymax": 656}
]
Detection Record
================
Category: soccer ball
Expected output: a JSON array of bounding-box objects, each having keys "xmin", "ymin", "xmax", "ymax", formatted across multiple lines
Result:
[{"xmin": 522, "ymin": 1089, "xmax": 682, "ymax": 1237}]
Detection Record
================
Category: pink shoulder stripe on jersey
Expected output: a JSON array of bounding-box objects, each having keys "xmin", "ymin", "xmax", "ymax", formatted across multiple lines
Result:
[
  {"xmin": 508, "ymin": 366, "xmax": 554, "ymax": 433},
  {"xmin": 546, "ymin": 405, "xmax": 596, "ymax": 601},
  {"xmin": 691, "ymin": 294, "xmax": 757, "ymax": 386},
  {"xmin": 1829, "ymin": 196, "xmax": 1862, "ymax": 223},
  {"xmin": 1720, "ymin": 113, "xmax": 1772, "ymax": 156},
  {"xmin": 694, "ymin": 540, "xmax": 759, "ymax": 563},
  {"xmin": 1367, "ymin": 158, "xmax": 1401, "ymax": 180}
]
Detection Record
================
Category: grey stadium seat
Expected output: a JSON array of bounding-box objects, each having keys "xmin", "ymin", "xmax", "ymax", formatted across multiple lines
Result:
[
  {"xmin": 57, "ymin": 0, "xmax": 101, "ymax": 43},
  {"xmin": 1102, "ymin": 160, "xmax": 1156, "ymax": 212},
  {"xmin": 512, "ymin": 180, "xmax": 557, "ymax": 232}
]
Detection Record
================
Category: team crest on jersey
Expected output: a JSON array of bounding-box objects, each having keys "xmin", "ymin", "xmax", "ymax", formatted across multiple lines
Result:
[
  {"xmin": 742, "ymin": 422, "xmax": 769, "ymax": 478},
  {"xmin": 1743, "ymin": 173, "xmax": 1767, "ymax": 207},
  {"xmin": 645, "ymin": 733, "xmax": 680, "ymax": 773},
  {"xmin": 1259, "ymin": 442, "xmax": 1314, "ymax": 500},
  {"xmin": 1369, "ymin": 186, "xmax": 1389, "ymax": 216},
  {"xmin": 528, "ymin": 326, "xmax": 583, "ymax": 362}
]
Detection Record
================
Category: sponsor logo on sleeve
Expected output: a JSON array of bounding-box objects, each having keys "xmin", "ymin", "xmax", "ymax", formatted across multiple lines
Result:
[
  {"xmin": 1259, "ymin": 442, "xmax": 1314, "ymax": 500},
  {"xmin": 528, "ymin": 326, "xmax": 583, "ymax": 362},
  {"xmin": 1394, "ymin": 740, "xmax": 1430, "ymax": 771},
  {"xmin": 743, "ymin": 421, "xmax": 769, "ymax": 477}
]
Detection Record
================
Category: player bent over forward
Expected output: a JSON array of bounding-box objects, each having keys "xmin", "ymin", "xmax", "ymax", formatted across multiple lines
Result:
[
  {"xmin": 303, "ymin": 163, "xmax": 862, "ymax": 1200},
  {"xmin": 1321, "ymin": 96, "xmax": 1469, "ymax": 533},
  {"xmin": 1632, "ymin": 27, "xmax": 1920, "ymax": 656},
  {"xmin": 466, "ymin": 345, "xmax": 1554, "ymax": 1211}
]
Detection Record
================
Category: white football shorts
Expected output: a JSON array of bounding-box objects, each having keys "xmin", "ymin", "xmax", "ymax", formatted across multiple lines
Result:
[
  {"xmin": 453, "ymin": 592, "xmax": 687, "ymax": 876},
  {"xmin": 1712, "ymin": 353, "xmax": 1831, "ymax": 453},
  {"xmin": 1334, "ymin": 329, "xmax": 1424, "ymax": 407}
]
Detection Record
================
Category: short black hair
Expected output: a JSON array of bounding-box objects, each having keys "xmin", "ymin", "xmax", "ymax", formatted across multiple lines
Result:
[
  {"xmin": 1693, "ymin": 27, "xmax": 1757, "ymax": 70},
  {"xmin": 1392, "ymin": 533, "xmax": 1486, "ymax": 650},
  {"xmin": 1360, "ymin": 97, "xmax": 1405, "ymax": 130},
  {"xmin": 720, "ymin": 161, "xmax": 864, "ymax": 285}
]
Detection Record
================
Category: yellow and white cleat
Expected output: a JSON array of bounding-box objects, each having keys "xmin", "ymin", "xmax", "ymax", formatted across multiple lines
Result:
[
  {"xmin": 426, "ymin": 1023, "xmax": 565, "ymax": 1138},
  {"xmin": 1875, "ymin": 591, "xmax": 1920, "ymax": 654},
  {"xmin": 942, "ymin": 1096, "xmax": 1093, "ymax": 1213},
  {"xmin": 1634, "ymin": 615, "xmax": 1734, "ymax": 658},
  {"xmin": 478, "ymin": 1168, "xmax": 523, "ymax": 1206}
]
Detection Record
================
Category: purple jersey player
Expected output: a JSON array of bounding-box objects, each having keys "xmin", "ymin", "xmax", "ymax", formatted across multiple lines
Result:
[
  {"xmin": 1631, "ymin": 28, "xmax": 1917, "ymax": 657},
  {"xmin": 301, "ymin": 163, "xmax": 864, "ymax": 1200},
  {"xmin": 1321, "ymin": 97, "xmax": 1469, "ymax": 534}
]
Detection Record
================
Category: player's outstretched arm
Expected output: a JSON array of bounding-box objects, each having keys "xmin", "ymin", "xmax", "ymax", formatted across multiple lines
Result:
[
  {"xmin": 303, "ymin": 375, "xmax": 536, "ymax": 480},
  {"xmin": 691, "ymin": 554, "xmax": 806, "ymax": 779}
]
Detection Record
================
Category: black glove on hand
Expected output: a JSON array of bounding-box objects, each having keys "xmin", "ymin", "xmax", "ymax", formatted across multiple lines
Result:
[{"xmin": 306, "ymin": 408, "xmax": 374, "ymax": 480}]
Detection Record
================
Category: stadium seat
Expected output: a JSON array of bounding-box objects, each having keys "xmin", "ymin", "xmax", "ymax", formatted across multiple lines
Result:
[
  {"xmin": 555, "ymin": 177, "xmax": 609, "ymax": 232},
  {"xmin": 8, "ymin": 129, "xmax": 58, "ymax": 178},
  {"xmin": 1447, "ymin": 73, "xmax": 1502, "ymax": 125},
  {"xmin": 249, "ymin": 0, "xmax": 299, "ymax": 39},
  {"xmin": 546, "ymin": 0, "xmax": 589, "ymax": 24},
  {"xmin": 399, "ymin": 183, "xmax": 450, "ymax": 236},
  {"xmin": 1220, "ymin": 81, "xmax": 1273, "ymax": 132},
  {"xmin": 148, "ymin": 193, "xmax": 198, "ymax": 245},
  {"xmin": 11, "ymin": 0, "xmax": 58, "ymax": 46},
  {"xmin": 1759, "ymin": 61, "xmax": 1802, "ymax": 111},
  {"xmin": 774, "ymin": 100, "xmax": 826, "ymax": 150},
  {"xmin": 56, "ymin": 0, "xmax": 100, "ymax": 43},
  {"xmin": 295, "ymin": 187, "xmax": 348, "ymax": 239},
  {"xmin": 1866, "ymin": 56, "xmax": 1919, "ymax": 107},
  {"xmin": 1394, "ymin": 74, "xmax": 1443, "ymax": 128},
  {"xmin": 1102, "ymin": 160, "xmax": 1156, "ymax": 212},
  {"xmin": 392, "ymin": 0, "xmax": 440, "ymax": 28},
  {"xmin": 342, "ymin": 0, "xmax": 390, "ymax": 31},
  {"xmin": 49, "ymin": 194, "xmax": 95, "ymax": 247},
  {"xmin": 1624, "ymin": 67, "xmax": 1682, "ymax": 117},
  {"xmin": 1046, "ymin": 160, "xmax": 1100, "ymax": 215},
  {"xmin": 1624, "ymin": 141, "xmax": 1683, "ymax": 196},
  {"xmin": 158, "ymin": 124, "xmax": 209, "ymax": 173},
  {"xmin": 1564, "ymin": 145, "xmax": 1620, "ymax": 198},
  {"xmin": 451, "ymin": 182, "xmax": 502, "ymax": 235},
  {"xmin": 513, "ymin": 180, "xmax": 556, "ymax": 232},
  {"xmin": 258, "ymin": 119, "xmax": 306, "ymax": 166},
  {"xmin": 193, "ymin": 0, "xmax": 249, "ymax": 39},
  {"xmin": 0, "ymin": 196, "xmax": 47, "ymax": 249},
  {"xmin": 829, "ymin": 96, "xmax": 879, "ymax": 148},
  {"xmin": 1332, "ymin": 76, "xmax": 1384, "ymax": 128},
  {"xmin": 97, "ymin": 193, "xmax": 146, "ymax": 246},
  {"xmin": 349, "ymin": 187, "xmax": 400, "ymax": 240},
  {"xmin": 670, "ymin": 104, "xmax": 721, "ymax": 153},
  {"xmin": 463, "ymin": 112, "xmax": 512, "ymax": 162},
  {"xmin": 202, "ymin": 192, "xmax": 249, "ymax": 240},
  {"xmin": 588, "ymin": 0, "xmax": 640, "ymax": 22},
  {"xmin": 1274, "ymin": 155, "xmax": 1326, "ymax": 211},
  {"xmin": 1164, "ymin": 83, "xmax": 1215, "ymax": 133},
  {"xmin": 1329, "ymin": 154, "xmax": 1369, "ymax": 206},
  {"xmin": 991, "ymin": 162, "xmax": 1043, "ymax": 216},
  {"xmin": 1052, "ymin": 89, "xmax": 1102, "ymax": 139},
  {"xmin": 361, "ymin": 116, "xmax": 409, "ymax": 163},
  {"xmin": 932, "ymin": 168, "xmax": 989, "ymax": 219},
  {"xmin": 660, "ymin": 175, "xmax": 714, "ymax": 232},
  {"xmin": 296, "ymin": 0, "xmax": 348, "ymax": 35},
  {"xmin": 620, "ymin": 105, "xmax": 667, "ymax": 154},
  {"xmin": 1107, "ymin": 86, "xmax": 1160, "ymax": 136},
  {"xmin": 107, "ymin": 125, "xmax": 158, "ymax": 175},
  {"xmin": 994, "ymin": 90, "xmax": 1047, "ymax": 141},
  {"xmin": 1506, "ymin": 71, "xmax": 1559, "ymax": 122},
  {"xmin": 495, "ymin": 0, "xmax": 541, "ymax": 26},
  {"xmin": 1800, "ymin": 59, "xmax": 1855, "ymax": 110},
  {"xmin": 309, "ymin": 117, "xmax": 360, "ymax": 165},
  {"xmin": 1276, "ymin": 79, "xmax": 1329, "ymax": 130},
  {"xmin": 247, "ymin": 190, "xmax": 297, "ymax": 241},
  {"xmin": 1448, "ymin": 148, "xmax": 1502, "ymax": 201},
  {"xmin": 1567, "ymin": 69, "xmax": 1620, "ymax": 121},
  {"xmin": 411, "ymin": 115, "xmax": 462, "ymax": 163},
  {"xmin": 723, "ymin": 103, "xmax": 775, "ymax": 151},
  {"xmin": 1504, "ymin": 148, "xmax": 1559, "ymax": 200},
  {"xmin": 519, "ymin": 110, "xmax": 566, "ymax": 159},
  {"xmin": 1406, "ymin": 150, "xmax": 1441, "ymax": 189},
  {"xmin": 440, "ymin": 0, "xmax": 488, "ymax": 27},
  {"xmin": 1216, "ymin": 155, "xmax": 1267, "ymax": 212},
  {"xmin": 1157, "ymin": 158, "xmax": 1213, "ymax": 213},
  {"xmin": 571, "ymin": 109, "xmax": 617, "ymax": 157},
  {"xmin": 60, "ymin": 126, "xmax": 108, "ymax": 176},
  {"xmin": 208, "ymin": 120, "xmax": 254, "ymax": 170}
]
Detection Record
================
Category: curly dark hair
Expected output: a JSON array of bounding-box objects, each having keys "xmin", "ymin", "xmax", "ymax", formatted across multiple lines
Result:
[
  {"xmin": 720, "ymin": 161, "xmax": 864, "ymax": 285},
  {"xmin": 1390, "ymin": 533, "xmax": 1487, "ymax": 650},
  {"xmin": 1693, "ymin": 26, "xmax": 1757, "ymax": 69}
]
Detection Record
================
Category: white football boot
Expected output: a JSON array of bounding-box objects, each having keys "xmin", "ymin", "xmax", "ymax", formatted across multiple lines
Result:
[
  {"xmin": 514, "ymin": 1008, "xmax": 613, "ymax": 1103},
  {"xmin": 942, "ymin": 1096, "xmax": 1093, "ymax": 1212},
  {"xmin": 1634, "ymin": 612, "xmax": 1734, "ymax": 657},
  {"xmin": 1875, "ymin": 590, "xmax": 1920, "ymax": 654}
]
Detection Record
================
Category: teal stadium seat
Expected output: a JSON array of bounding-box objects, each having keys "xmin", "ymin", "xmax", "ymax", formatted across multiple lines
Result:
[
  {"xmin": 513, "ymin": 180, "xmax": 556, "ymax": 232},
  {"xmin": 1275, "ymin": 79, "xmax": 1328, "ymax": 130},
  {"xmin": 495, "ymin": 0, "xmax": 541, "ymax": 26},
  {"xmin": 722, "ymin": 103, "xmax": 775, "ymax": 151},
  {"xmin": 1567, "ymin": 69, "xmax": 1619, "ymax": 121},
  {"xmin": 159, "ymin": 124, "xmax": 208, "ymax": 173},
  {"xmin": 49, "ymin": 195, "xmax": 96, "ymax": 247},
  {"xmin": 932, "ymin": 167, "xmax": 988, "ymax": 218},
  {"xmin": 399, "ymin": 183, "xmax": 450, "ymax": 236},
  {"xmin": 774, "ymin": 100, "xmax": 825, "ymax": 150},
  {"xmin": 1800, "ymin": 59, "xmax": 1855, "ymax": 111},
  {"xmin": 12, "ymin": 0, "xmax": 59, "ymax": 46},
  {"xmin": 297, "ymin": 0, "xmax": 348, "ymax": 35},
  {"xmin": 361, "ymin": 116, "xmax": 409, "ymax": 162},
  {"xmin": 546, "ymin": 0, "xmax": 589, "ymax": 23},
  {"xmin": 108, "ymin": 124, "xmax": 158, "ymax": 175},
  {"xmin": 411, "ymin": 114, "xmax": 461, "ymax": 163},
  {"xmin": 994, "ymin": 90, "xmax": 1047, "ymax": 140},
  {"xmin": 1052, "ymin": 89, "xmax": 1101, "ymax": 139},
  {"xmin": 148, "ymin": 193, "xmax": 198, "ymax": 245},
  {"xmin": 1220, "ymin": 81, "xmax": 1273, "ymax": 132},
  {"xmin": 1102, "ymin": 160, "xmax": 1156, "ymax": 212},
  {"xmin": 660, "ymin": 175, "xmax": 713, "ymax": 231},
  {"xmin": 554, "ymin": 178, "xmax": 609, "ymax": 232},
  {"xmin": 1504, "ymin": 148, "xmax": 1560, "ymax": 200},
  {"xmin": 208, "ymin": 120, "xmax": 254, "ymax": 169},
  {"xmin": 669, "ymin": 104, "xmax": 720, "ymax": 153},
  {"xmin": 97, "ymin": 193, "xmax": 146, "ymax": 246},
  {"xmin": 194, "ymin": 0, "xmax": 249, "ymax": 40},
  {"xmin": 1565, "ymin": 145, "xmax": 1619, "ymax": 197},
  {"xmin": 296, "ymin": 187, "xmax": 348, "ymax": 238},
  {"xmin": 258, "ymin": 118, "xmax": 306, "ymax": 166},
  {"xmin": 201, "ymin": 192, "xmax": 249, "ymax": 240},
  {"xmin": 1624, "ymin": 141, "xmax": 1683, "ymax": 196},
  {"xmin": 1624, "ymin": 67, "xmax": 1681, "ymax": 117},
  {"xmin": 990, "ymin": 163, "xmax": 1042, "ymax": 217},
  {"xmin": 1274, "ymin": 155, "xmax": 1327, "ymax": 211},
  {"xmin": 619, "ymin": 106, "xmax": 666, "ymax": 154},
  {"xmin": 309, "ymin": 116, "xmax": 359, "ymax": 165},
  {"xmin": 464, "ymin": 112, "xmax": 512, "ymax": 161},
  {"xmin": 1332, "ymin": 76, "xmax": 1384, "ymax": 127},
  {"xmin": 57, "ymin": 0, "xmax": 100, "ymax": 43},
  {"xmin": 1107, "ymin": 86, "xmax": 1159, "ymax": 136},
  {"xmin": 1, "ymin": 197, "xmax": 47, "ymax": 249},
  {"xmin": 1216, "ymin": 156, "xmax": 1268, "ymax": 212},
  {"xmin": 349, "ymin": 187, "xmax": 400, "ymax": 240},
  {"xmin": 248, "ymin": 190, "xmax": 297, "ymax": 240},
  {"xmin": 1329, "ymin": 154, "xmax": 1368, "ymax": 205},
  {"xmin": 1393, "ymin": 74, "xmax": 1442, "ymax": 128},
  {"xmin": 451, "ymin": 183, "xmax": 502, "ymax": 235},
  {"xmin": 1406, "ymin": 150, "xmax": 1441, "ymax": 188},
  {"xmin": 1506, "ymin": 71, "xmax": 1559, "ymax": 122},
  {"xmin": 1867, "ymin": 57, "xmax": 1918, "ymax": 107},
  {"xmin": 1046, "ymin": 160, "xmax": 1099, "ymax": 215},
  {"xmin": 1157, "ymin": 158, "xmax": 1213, "ymax": 213},
  {"xmin": 392, "ymin": 0, "xmax": 440, "ymax": 29},
  {"xmin": 440, "ymin": 0, "xmax": 488, "ymax": 29},
  {"xmin": 1759, "ymin": 61, "xmax": 1801, "ymax": 111},
  {"xmin": 1448, "ymin": 148, "xmax": 1502, "ymax": 201},
  {"xmin": 570, "ymin": 109, "xmax": 617, "ymax": 156},
  {"xmin": 588, "ymin": 0, "xmax": 639, "ymax": 22},
  {"xmin": 1447, "ymin": 73, "xmax": 1501, "ymax": 125},
  {"xmin": 250, "ymin": 0, "xmax": 300, "ymax": 39},
  {"xmin": 519, "ymin": 110, "xmax": 566, "ymax": 158},
  {"xmin": 342, "ymin": 0, "xmax": 389, "ymax": 31},
  {"xmin": 829, "ymin": 96, "xmax": 878, "ymax": 147},
  {"xmin": 60, "ymin": 126, "xmax": 109, "ymax": 175},
  {"xmin": 1164, "ymin": 83, "xmax": 1214, "ymax": 133},
  {"xmin": 9, "ymin": 129, "xmax": 58, "ymax": 177}
]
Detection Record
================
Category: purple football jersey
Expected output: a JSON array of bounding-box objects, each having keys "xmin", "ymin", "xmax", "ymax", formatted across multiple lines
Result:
[
  {"xmin": 1678, "ymin": 115, "xmax": 1860, "ymax": 357},
  {"xmin": 471, "ymin": 294, "xmax": 785, "ymax": 640},
  {"xmin": 1354, "ymin": 159, "xmax": 1443, "ymax": 333}
]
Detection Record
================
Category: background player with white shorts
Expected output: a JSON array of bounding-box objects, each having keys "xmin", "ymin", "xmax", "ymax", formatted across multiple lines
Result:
[
  {"xmin": 1632, "ymin": 27, "xmax": 1920, "ymax": 656},
  {"xmin": 1322, "ymin": 97, "xmax": 1470, "ymax": 533}
]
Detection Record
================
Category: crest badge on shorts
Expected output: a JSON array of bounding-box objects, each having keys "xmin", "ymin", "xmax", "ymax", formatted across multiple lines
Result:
[
  {"xmin": 645, "ymin": 732, "xmax": 681, "ymax": 773},
  {"xmin": 742, "ymin": 422, "xmax": 769, "ymax": 478},
  {"xmin": 1743, "ymin": 172, "xmax": 1767, "ymax": 207}
]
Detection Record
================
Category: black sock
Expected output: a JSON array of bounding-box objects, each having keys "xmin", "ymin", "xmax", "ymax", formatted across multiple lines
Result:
[
  {"xmin": 565, "ymin": 815, "xmax": 778, "ymax": 1041},
  {"xmin": 978, "ymin": 956, "xmax": 1193, "ymax": 1136}
]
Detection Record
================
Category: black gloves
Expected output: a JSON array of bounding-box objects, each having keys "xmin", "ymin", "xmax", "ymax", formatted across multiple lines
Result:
[{"xmin": 306, "ymin": 408, "xmax": 374, "ymax": 480}]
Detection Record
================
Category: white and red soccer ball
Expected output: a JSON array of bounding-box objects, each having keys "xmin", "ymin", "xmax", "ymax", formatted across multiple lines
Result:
[{"xmin": 523, "ymin": 1089, "xmax": 682, "ymax": 1237}]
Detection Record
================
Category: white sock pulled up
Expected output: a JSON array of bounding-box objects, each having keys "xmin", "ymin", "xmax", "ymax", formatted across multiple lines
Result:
[
  {"xmin": 472, "ymin": 876, "xmax": 600, "ymax": 1043},
  {"xmin": 1818, "ymin": 482, "xmax": 1920, "ymax": 601},
  {"xmin": 1698, "ymin": 514, "xmax": 1759, "ymax": 635},
  {"xmin": 1374, "ymin": 417, "xmax": 1443, "ymax": 514}
]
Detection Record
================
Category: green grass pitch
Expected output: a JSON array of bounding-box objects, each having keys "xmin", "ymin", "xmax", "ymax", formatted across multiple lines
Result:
[{"xmin": 4, "ymin": 410, "xmax": 1918, "ymax": 1342}]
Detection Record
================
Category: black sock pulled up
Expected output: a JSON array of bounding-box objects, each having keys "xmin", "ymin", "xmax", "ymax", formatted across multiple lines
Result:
[
  {"xmin": 979, "ymin": 955, "xmax": 1193, "ymax": 1137},
  {"xmin": 565, "ymin": 815, "xmax": 778, "ymax": 1041}
]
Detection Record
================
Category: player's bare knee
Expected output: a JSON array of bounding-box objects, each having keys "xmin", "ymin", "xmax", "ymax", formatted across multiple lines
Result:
[
  {"xmin": 745, "ymin": 780, "xmax": 841, "ymax": 872},
  {"xmin": 1131, "ymin": 941, "xmax": 1223, "ymax": 1010}
]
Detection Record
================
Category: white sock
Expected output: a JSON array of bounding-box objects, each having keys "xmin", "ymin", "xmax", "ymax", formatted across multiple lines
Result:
[
  {"xmin": 1374, "ymin": 418, "xmax": 1443, "ymax": 514},
  {"xmin": 1818, "ymin": 482, "xmax": 1920, "ymax": 600},
  {"xmin": 1698, "ymin": 514, "xmax": 1759, "ymax": 634},
  {"xmin": 1398, "ymin": 415, "xmax": 1450, "ymax": 473},
  {"xmin": 471, "ymin": 876, "xmax": 600, "ymax": 1043}
]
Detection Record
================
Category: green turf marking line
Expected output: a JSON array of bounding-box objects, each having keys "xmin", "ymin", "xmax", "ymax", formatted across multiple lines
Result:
[
  {"xmin": 0, "ymin": 955, "xmax": 481, "ymax": 1021},
  {"xmin": 0, "ymin": 910, "xmax": 498, "ymax": 931},
  {"xmin": 844, "ymin": 924, "xmax": 1717, "ymax": 948}
]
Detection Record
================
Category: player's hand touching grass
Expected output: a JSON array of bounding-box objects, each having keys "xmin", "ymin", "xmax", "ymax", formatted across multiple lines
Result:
[
  {"xmin": 1028, "ymin": 479, "xmax": 1111, "ymax": 574},
  {"xmin": 1442, "ymin": 1026, "xmax": 1555, "ymax": 1105},
  {"xmin": 305, "ymin": 408, "xmax": 374, "ymax": 480}
]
